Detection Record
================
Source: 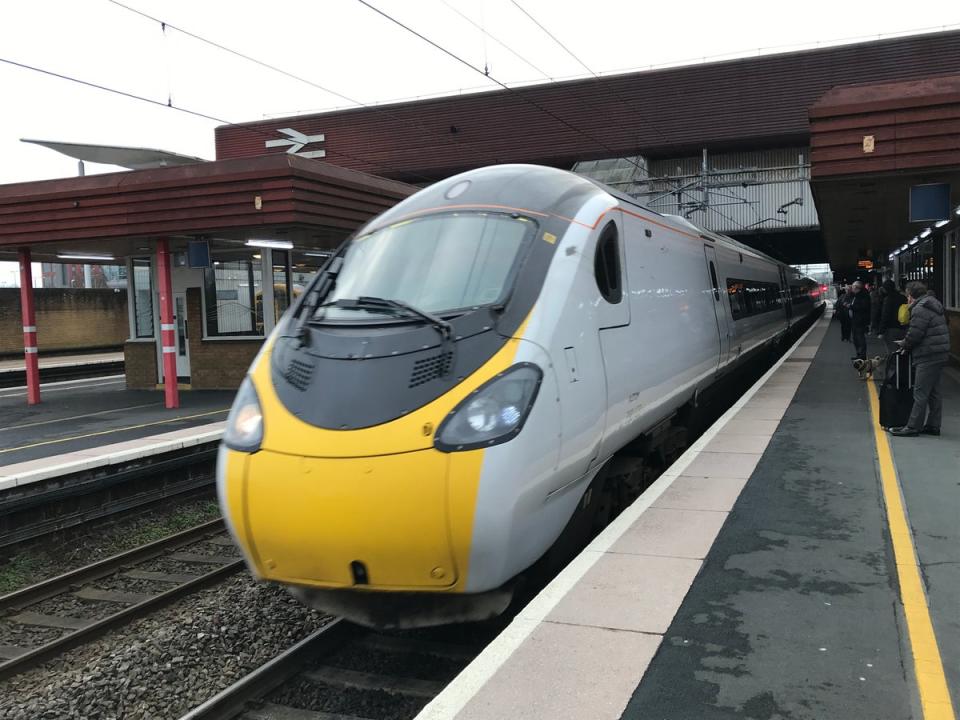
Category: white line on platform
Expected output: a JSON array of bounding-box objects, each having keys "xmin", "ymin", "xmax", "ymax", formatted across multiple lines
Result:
[
  {"xmin": 0, "ymin": 376, "xmax": 126, "ymax": 398},
  {"xmin": 416, "ymin": 315, "xmax": 828, "ymax": 720}
]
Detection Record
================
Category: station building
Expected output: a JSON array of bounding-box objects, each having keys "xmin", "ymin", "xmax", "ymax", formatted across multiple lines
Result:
[{"xmin": 2, "ymin": 30, "xmax": 959, "ymax": 407}]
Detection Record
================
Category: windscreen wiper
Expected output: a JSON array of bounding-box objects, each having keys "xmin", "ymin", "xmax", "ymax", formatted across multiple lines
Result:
[{"xmin": 317, "ymin": 296, "xmax": 456, "ymax": 375}]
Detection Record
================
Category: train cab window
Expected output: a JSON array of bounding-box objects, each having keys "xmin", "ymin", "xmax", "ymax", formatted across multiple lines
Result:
[
  {"xmin": 709, "ymin": 261, "xmax": 720, "ymax": 301},
  {"xmin": 594, "ymin": 222, "xmax": 622, "ymax": 304}
]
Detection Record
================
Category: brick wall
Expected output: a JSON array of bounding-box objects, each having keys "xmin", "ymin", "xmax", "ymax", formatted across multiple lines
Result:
[
  {"xmin": 186, "ymin": 288, "xmax": 262, "ymax": 389},
  {"xmin": 125, "ymin": 341, "xmax": 158, "ymax": 389},
  {"xmin": 0, "ymin": 288, "xmax": 127, "ymax": 355}
]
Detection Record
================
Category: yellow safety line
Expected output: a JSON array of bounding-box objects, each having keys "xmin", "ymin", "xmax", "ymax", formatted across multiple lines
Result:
[
  {"xmin": 866, "ymin": 382, "xmax": 956, "ymax": 719},
  {"xmin": 0, "ymin": 408, "xmax": 229, "ymax": 455}
]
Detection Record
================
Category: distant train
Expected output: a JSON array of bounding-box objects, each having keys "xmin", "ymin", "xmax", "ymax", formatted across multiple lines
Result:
[{"xmin": 218, "ymin": 164, "xmax": 823, "ymax": 627}]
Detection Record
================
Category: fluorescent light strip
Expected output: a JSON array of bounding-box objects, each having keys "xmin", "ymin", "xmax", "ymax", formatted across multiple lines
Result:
[
  {"xmin": 56, "ymin": 253, "xmax": 115, "ymax": 261},
  {"xmin": 245, "ymin": 239, "xmax": 293, "ymax": 250}
]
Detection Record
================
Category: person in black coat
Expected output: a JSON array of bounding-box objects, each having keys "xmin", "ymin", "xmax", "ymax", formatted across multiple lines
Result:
[
  {"xmin": 889, "ymin": 282, "xmax": 950, "ymax": 437},
  {"xmin": 879, "ymin": 280, "xmax": 907, "ymax": 345},
  {"xmin": 869, "ymin": 283, "xmax": 882, "ymax": 334},
  {"xmin": 848, "ymin": 280, "xmax": 871, "ymax": 361},
  {"xmin": 836, "ymin": 285, "xmax": 852, "ymax": 341}
]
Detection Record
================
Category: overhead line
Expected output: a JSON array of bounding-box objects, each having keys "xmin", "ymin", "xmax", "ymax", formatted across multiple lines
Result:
[
  {"xmin": 504, "ymin": 1, "xmax": 754, "ymax": 231},
  {"xmin": 508, "ymin": 0, "xmax": 593, "ymax": 77},
  {"xmin": 354, "ymin": 0, "xmax": 652, "ymax": 178},
  {"xmin": 437, "ymin": 0, "xmax": 552, "ymax": 79},
  {"xmin": 107, "ymin": 0, "xmax": 502, "ymax": 170},
  {"xmin": 0, "ymin": 56, "xmax": 435, "ymax": 183}
]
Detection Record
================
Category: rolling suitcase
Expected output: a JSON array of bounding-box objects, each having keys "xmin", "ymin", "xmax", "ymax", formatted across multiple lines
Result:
[{"xmin": 878, "ymin": 351, "xmax": 913, "ymax": 429}]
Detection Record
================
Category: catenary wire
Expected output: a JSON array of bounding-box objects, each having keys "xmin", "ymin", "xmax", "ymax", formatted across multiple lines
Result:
[
  {"xmin": 505, "ymin": 1, "xmax": 750, "ymax": 229},
  {"xmin": 106, "ymin": 0, "xmax": 504, "ymax": 171},
  {"xmin": 437, "ymin": 0, "xmax": 552, "ymax": 79},
  {"xmin": 355, "ymin": 0, "xmax": 748, "ymax": 230},
  {"xmin": 0, "ymin": 56, "xmax": 436, "ymax": 183}
]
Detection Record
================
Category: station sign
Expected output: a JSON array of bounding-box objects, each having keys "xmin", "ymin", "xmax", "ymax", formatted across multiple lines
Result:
[
  {"xmin": 909, "ymin": 183, "xmax": 950, "ymax": 222},
  {"xmin": 265, "ymin": 128, "xmax": 326, "ymax": 159},
  {"xmin": 857, "ymin": 259, "xmax": 874, "ymax": 269}
]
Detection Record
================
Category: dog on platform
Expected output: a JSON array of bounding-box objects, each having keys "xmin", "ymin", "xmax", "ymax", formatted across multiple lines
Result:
[{"xmin": 852, "ymin": 355, "xmax": 884, "ymax": 380}]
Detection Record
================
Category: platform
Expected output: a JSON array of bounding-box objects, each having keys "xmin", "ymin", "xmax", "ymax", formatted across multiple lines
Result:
[
  {"xmin": 0, "ymin": 351, "xmax": 123, "ymax": 374},
  {"xmin": 0, "ymin": 351, "xmax": 125, "ymax": 387},
  {"xmin": 419, "ymin": 312, "xmax": 959, "ymax": 719},
  {"xmin": 0, "ymin": 375, "xmax": 231, "ymax": 490}
]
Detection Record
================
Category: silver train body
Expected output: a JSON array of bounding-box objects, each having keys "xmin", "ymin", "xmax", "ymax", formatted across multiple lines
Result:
[{"xmin": 218, "ymin": 164, "xmax": 823, "ymax": 627}]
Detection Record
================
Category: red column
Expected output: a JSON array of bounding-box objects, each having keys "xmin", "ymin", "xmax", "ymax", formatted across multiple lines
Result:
[
  {"xmin": 156, "ymin": 239, "xmax": 180, "ymax": 409},
  {"xmin": 18, "ymin": 248, "xmax": 40, "ymax": 405}
]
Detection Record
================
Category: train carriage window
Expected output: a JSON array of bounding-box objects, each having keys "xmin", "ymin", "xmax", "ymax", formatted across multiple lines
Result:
[
  {"xmin": 726, "ymin": 277, "xmax": 784, "ymax": 321},
  {"xmin": 594, "ymin": 222, "xmax": 622, "ymax": 304}
]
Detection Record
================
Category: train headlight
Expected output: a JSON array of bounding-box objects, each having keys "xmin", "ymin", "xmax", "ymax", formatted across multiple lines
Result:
[
  {"xmin": 224, "ymin": 377, "xmax": 264, "ymax": 452},
  {"xmin": 435, "ymin": 364, "xmax": 542, "ymax": 452}
]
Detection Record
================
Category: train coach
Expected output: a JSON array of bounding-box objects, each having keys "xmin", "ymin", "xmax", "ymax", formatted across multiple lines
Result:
[{"xmin": 217, "ymin": 164, "xmax": 823, "ymax": 627}]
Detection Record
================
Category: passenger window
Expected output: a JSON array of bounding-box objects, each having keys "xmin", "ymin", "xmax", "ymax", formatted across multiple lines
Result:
[
  {"xmin": 709, "ymin": 261, "xmax": 720, "ymax": 301},
  {"xmin": 594, "ymin": 222, "xmax": 622, "ymax": 304}
]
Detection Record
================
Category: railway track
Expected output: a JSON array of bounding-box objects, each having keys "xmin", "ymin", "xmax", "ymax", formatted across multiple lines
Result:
[
  {"xmin": 0, "ymin": 518, "xmax": 242, "ymax": 681},
  {"xmin": 179, "ymin": 619, "xmax": 493, "ymax": 720}
]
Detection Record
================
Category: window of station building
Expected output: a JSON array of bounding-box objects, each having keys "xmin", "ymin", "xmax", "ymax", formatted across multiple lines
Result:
[
  {"xmin": 130, "ymin": 258, "xmax": 154, "ymax": 338},
  {"xmin": 594, "ymin": 222, "xmax": 622, "ymax": 304},
  {"xmin": 726, "ymin": 278, "xmax": 782, "ymax": 320},
  {"xmin": 946, "ymin": 229, "xmax": 959, "ymax": 310},
  {"xmin": 203, "ymin": 250, "xmax": 264, "ymax": 337}
]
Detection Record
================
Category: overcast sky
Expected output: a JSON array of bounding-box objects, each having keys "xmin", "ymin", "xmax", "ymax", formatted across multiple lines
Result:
[{"xmin": 1, "ymin": 0, "xmax": 958, "ymax": 186}]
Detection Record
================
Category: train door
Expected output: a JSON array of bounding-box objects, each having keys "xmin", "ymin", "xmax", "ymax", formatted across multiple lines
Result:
[
  {"xmin": 593, "ymin": 218, "xmax": 631, "ymax": 467},
  {"xmin": 703, "ymin": 245, "xmax": 731, "ymax": 368}
]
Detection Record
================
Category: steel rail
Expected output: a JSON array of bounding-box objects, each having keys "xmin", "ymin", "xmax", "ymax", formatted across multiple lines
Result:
[
  {"xmin": 0, "ymin": 557, "xmax": 243, "ymax": 681},
  {"xmin": 177, "ymin": 618, "xmax": 358, "ymax": 720},
  {"xmin": 0, "ymin": 518, "xmax": 226, "ymax": 611}
]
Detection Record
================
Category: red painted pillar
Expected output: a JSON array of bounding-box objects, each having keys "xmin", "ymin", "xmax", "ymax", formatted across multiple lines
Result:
[
  {"xmin": 156, "ymin": 239, "xmax": 180, "ymax": 409},
  {"xmin": 18, "ymin": 248, "xmax": 40, "ymax": 405}
]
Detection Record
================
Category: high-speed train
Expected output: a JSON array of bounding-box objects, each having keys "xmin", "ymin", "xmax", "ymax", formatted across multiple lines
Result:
[{"xmin": 218, "ymin": 164, "xmax": 823, "ymax": 628}]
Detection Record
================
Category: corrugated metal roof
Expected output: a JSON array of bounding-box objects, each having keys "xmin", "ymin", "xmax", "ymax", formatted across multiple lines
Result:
[{"xmin": 217, "ymin": 31, "xmax": 960, "ymax": 181}]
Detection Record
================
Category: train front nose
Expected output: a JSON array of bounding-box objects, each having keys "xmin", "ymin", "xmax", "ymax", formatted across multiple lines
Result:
[{"xmin": 239, "ymin": 448, "xmax": 459, "ymax": 590}]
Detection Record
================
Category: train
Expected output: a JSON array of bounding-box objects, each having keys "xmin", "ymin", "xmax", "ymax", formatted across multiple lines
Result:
[{"xmin": 217, "ymin": 164, "xmax": 823, "ymax": 628}]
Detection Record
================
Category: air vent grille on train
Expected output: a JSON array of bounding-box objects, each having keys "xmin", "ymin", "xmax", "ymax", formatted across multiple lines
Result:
[
  {"xmin": 409, "ymin": 352, "xmax": 453, "ymax": 388},
  {"xmin": 284, "ymin": 358, "xmax": 315, "ymax": 392}
]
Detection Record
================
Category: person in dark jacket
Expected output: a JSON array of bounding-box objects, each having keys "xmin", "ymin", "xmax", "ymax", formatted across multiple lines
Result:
[
  {"xmin": 879, "ymin": 280, "xmax": 907, "ymax": 343},
  {"xmin": 836, "ymin": 285, "xmax": 852, "ymax": 341},
  {"xmin": 848, "ymin": 280, "xmax": 872, "ymax": 361},
  {"xmin": 869, "ymin": 283, "xmax": 883, "ymax": 334},
  {"xmin": 889, "ymin": 282, "xmax": 950, "ymax": 437}
]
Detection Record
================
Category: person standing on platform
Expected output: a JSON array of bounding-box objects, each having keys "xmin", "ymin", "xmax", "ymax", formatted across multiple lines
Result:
[
  {"xmin": 837, "ymin": 284, "xmax": 852, "ymax": 342},
  {"xmin": 848, "ymin": 281, "xmax": 871, "ymax": 361},
  {"xmin": 869, "ymin": 282, "xmax": 883, "ymax": 335},
  {"xmin": 879, "ymin": 280, "xmax": 907, "ymax": 345},
  {"xmin": 889, "ymin": 282, "xmax": 949, "ymax": 437}
]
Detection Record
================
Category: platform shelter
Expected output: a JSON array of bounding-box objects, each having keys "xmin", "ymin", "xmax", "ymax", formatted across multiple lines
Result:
[{"xmin": 0, "ymin": 154, "xmax": 415, "ymax": 408}]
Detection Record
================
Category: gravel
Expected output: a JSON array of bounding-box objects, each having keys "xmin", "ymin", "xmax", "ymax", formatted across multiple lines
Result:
[
  {"xmin": 269, "ymin": 678, "xmax": 427, "ymax": 720},
  {"xmin": 0, "ymin": 498, "xmax": 220, "ymax": 595},
  {"xmin": 30, "ymin": 594, "xmax": 126, "ymax": 622},
  {"xmin": 322, "ymin": 643, "xmax": 466, "ymax": 682},
  {"xmin": 0, "ymin": 621, "xmax": 64, "ymax": 650},
  {"xmin": 0, "ymin": 575, "xmax": 327, "ymax": 720}
]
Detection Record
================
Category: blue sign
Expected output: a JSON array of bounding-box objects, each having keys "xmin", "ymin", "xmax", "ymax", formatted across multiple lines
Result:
[
  {"xmin": 187, "ymin": 240, "xmax": 211, "ymax": 268},
  {"xmin": 909, "ymin": 183, "xmax": 950, "ymax": 222}
]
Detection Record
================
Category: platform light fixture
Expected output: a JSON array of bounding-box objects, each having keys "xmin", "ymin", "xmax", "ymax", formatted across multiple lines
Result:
[
  {"xmin": 919, "ymin": 228, "xmax": 932, "ymax": 239},
  {"xmin": 56, "ymin": 252, "xmax": 115, "ymax": 261},
  {"xmin": 901, "ymin": 244, "xmax": 909, "ymax": 251},
  {"xmin": 956, "ymin": 204, "xmax": 960, "ymax": 215},
  {"xmin": 935, "ymin": 219, "xmax": 950, "ymax": 228},
  {"xmin": 908, "ymin": 238, "xmax": 919, "ymax": 246},
  {"xmin": 246, "ymin": 239, "xmax": 293, "ymax": 250}
]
